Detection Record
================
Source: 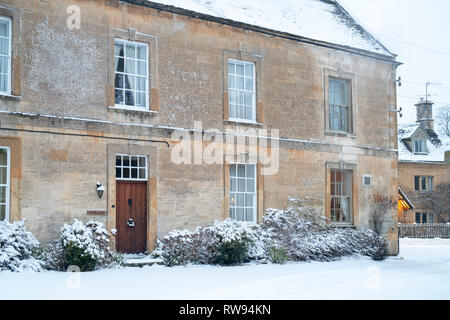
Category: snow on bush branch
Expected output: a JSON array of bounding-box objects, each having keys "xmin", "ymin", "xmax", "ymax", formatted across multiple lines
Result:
[
  {"xmin": 0, "ymin": 220, "xmax": 43, "ymax": 272},
  {"xmin": 153, "ymin": 198, "xmax": 389, "ymax": 266}
]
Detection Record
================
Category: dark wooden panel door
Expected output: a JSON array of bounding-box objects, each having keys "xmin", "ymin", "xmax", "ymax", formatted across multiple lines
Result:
[{"xmin": 116, "ymin": 181, "xmax": 147, "ymax": 253}]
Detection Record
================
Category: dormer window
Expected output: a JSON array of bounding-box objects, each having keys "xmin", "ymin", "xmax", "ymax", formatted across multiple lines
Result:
[{"xmin": 413, "ymin": 139, "xmax": 427, "ymax": 154}]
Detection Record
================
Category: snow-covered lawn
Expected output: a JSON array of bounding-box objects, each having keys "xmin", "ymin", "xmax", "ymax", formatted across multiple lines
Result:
[{"xmin": 1, "ymin": 238, "xmax": 449, "ymax": 300}]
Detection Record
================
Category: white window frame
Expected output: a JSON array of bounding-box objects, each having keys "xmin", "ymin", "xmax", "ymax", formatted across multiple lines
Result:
[
  {"xmin": 227, "ymin": 59, "xmax": 256, "ymax": 123},
  {"xmin": 114, "ymin": 38, "xmax": 149, "ymax": 111},
  {"xmin": 363, "ymin": 174, "xmax": 372, "ymax": 187},
  {"xmin": 0, "ymin": 146, "xmax": 10, "ymax": 221},
  {"xmin": 413, "ymin": 139, "xmax": 427, "ymax": 154},
  {"xmin": 229, "ymin": 163, "xmax": 257, "ymax": 224},
  {"xmin": 328, "ymin": 78, "xmax": 351, "ymax": 133},
  {"xmin": 115, "ymin": 154, "xmax": 147, "ymax": 181},
  {"xmin": 0, "ymin": 16, "xmax": 12, "ymax": 96},
  {"xmin": 330, "ymin": 169, "xmax": 353, "ymax": 224}
]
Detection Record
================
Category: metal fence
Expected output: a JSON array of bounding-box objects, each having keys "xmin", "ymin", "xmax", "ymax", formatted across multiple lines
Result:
[{"xmin": 398, "ymin": 223, "xmax": 450, "ymax": 239}]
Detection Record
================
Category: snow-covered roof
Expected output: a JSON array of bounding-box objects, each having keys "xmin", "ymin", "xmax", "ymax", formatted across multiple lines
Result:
[
  {"xmin": 145, "ymin": 0, "xmax": 394, "ymax": 57},
  {"xmin": 398, "ymin": 124, "xmax": 450, "ymax": 162}
]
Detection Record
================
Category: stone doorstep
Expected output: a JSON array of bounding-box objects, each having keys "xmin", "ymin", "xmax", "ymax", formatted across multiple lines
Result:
[{"xmin": 122, "ymin": 255, "xmax": 164, "ymax": 267}]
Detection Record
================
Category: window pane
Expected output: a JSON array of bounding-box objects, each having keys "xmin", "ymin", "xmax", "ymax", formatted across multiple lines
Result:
[
  {"xmin": 237, "ymin": 76, "xmax": 244, "ymax": 89},
  {"xmin": 245, "ymin": 77, "xmax": 253, "ymax": 91},
  {"xmin": 236, "ymin": 208, "xmax": 244, "ymax": 221},
  {"xmin": 126, "ymin": 44, "xmax": 135, "ymax": 58},
  {"xmin": 138, "ymin": 168, "xmax": 146, "ymax": 179},
  {"xmin": 422, "ymin": 213, "xmax": 427, "ymax": 224},
  {"xmin": 0, "ymin": 149, "xmax": 6, "ymax": 166},
  {"xmin": 238, "ymin": 179, "xmax": 245, "ymax": 192},
  {"xmin": 123, "ymin": 156, "xmax": 130, "ymax": 166},
  {"xmin": 228, "ymin": 62, "xmax": 235, "ymax": 74},
  {"xmin": 0, "ymin": 22, "xmax": 8, "ymax": 37},
  {"xmin": 114, "ymin": 42, "xmax": 124, "ymax": 56},
  {"xmin": 0, "ymin": 204, "xmax": 5, "ymax": 221},
  {"xmin": 421, "ymin": 177, "xmax": 426, "ymax": 190},
  {"xmin": 131, "ymin": 168, "xmax": 138, "ymax": 179},
  {"xmin": 0, "ymin": 186, "xmax": 5, "ymax": 203},
  {"xmin": 230, "ymin": 178, "xmax": 236, "ymax": 192},
  {"xmin": 236, "ymin": 64, "xmax": 244, "ymax": 76},
  {"xmin": 125, "ymin": 59, "xmax": 135, "ymax": 74},
  {"xmin": 246, "ymin": 194, "xmax": 253, "ymax": 207},
  {"xmin": 237, "ymin": 194, "xmax": 244, "ymax": 206},
  {"xmin": 230, "ymin": 193, "xmax": 236, "ymax": 206},
  {"xmin": 136, "ymin": 92, "xmax": 146, "ymax": 107},
  {"xmin": 123, "ymin": 167, "xmax": 130, "ymax": 178},
  {"xmin": 0, "ymin": 56, "xmax": 8, "ymax": 74},
  {"xmin": 245, "ymin": 63, "xmax": 253, "ymax": 76},
  {"xmin": 237, "ymin": 164, "xmax": 245, "ymax": 177},
  {"xmin": 115, "ymin": 89, "xmax": 124, "ymax": 105},
  {"xmin": 228, "ymin": 75, "xmax": 235, "ymax": 89},
  {"xmin": 137, "ymin": 77, "xmax": 146, "ymax": 91},
  {"xmin": 115, "ymin": 167, "xmax": 121, "ymax": 178},
  {"xmin": 415, "ymin": 212, "xmax": 420, "ymax": 224},
  {"xmin": 115, "ymin": 74, "xmax": 124, "ymax": 88},
  {"xmin": 131, "ymin": 156, "xmax": 138, "ymax": 167},
  {"xmin": 246, "ymin": 208, "xmax": 254, "ymax": 222},
  {"xmin": 230, "ymin": 165, "xmax": 236, "ymax": 177},
  {"xmin": 125, "ymin": 90, "xmax": 135, "ymax": 106},
  {"xmin": 137, "ymin": 61, "xmax": 146, "ymax": 76},
  {"xmin": 137, "ymin": 45, "xmax": 147, "ymax": 60},
  {"xmin": 138, "ymin": 157, "xmax": 146, "ymax": 167},
  {"xmin": 0, "ymin": 38, "xmax": 8, "ymax": 55},
  {"xmin": 414, "ymin": 176, "xmax": 420, "ymax": 190},
  {"xmin": 247, "ymin": 179, "xmax": 254, "ymax": 192},
  {"xmin": 0, "ymin": 167, "xmax": 6, "ymax": 185},
  {"xmin": 230, "ymin": 208, "xmax": 235, "ymax": 220}
]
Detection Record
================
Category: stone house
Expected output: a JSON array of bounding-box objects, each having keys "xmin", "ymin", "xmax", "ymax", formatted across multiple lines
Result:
[
  {"xmin": 0, "ymin": 0, "xmax": 400, "ymax": 254},
  {"xmin": 398, "ymin": 99, "xmax": 450, "ymax": 224}
]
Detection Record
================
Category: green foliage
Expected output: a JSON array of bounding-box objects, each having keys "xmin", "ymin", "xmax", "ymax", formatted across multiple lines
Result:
[
  {"xmin": 268, "ymin": 245, "xmax": 287, "ymax": 264},
  {"xmin": 216, "ymin": 238, "xmax": 250, "ymax": 265},
  {"xmin": 64, "ymin": 242, "xmax": 98, "ymax": 272}
]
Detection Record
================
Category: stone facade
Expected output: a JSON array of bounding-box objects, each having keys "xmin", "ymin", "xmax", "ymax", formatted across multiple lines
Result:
[
  {"xmin": 398, "ymin": 161, "xmax": 450, "ymax": 224},
  {"xmin": 0, "ymin": 0, "xmax": 400, "ymax": 254}
]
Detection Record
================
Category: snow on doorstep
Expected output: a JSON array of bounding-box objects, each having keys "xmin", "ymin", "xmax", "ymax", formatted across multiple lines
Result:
[{"xmin": 147, "ymin": 0, "xmax": 393, "ymax": 56}]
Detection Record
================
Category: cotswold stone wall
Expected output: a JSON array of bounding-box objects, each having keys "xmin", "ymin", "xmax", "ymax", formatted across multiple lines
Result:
[
  {"xmin": 398, "ymin": 161, "xmax": 450, "ymax": 224},
  {"xmin": 0, "ymin": 0, "xmax": 399, "ymax": 253}
]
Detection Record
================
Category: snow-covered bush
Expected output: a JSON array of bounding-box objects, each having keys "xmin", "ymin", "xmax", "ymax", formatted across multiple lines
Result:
[
  {"xmin": 259, "ymin": 199, "xmax": 388, "ymax": 262},
  {"xmin": 154, "ymin": 198, "xmax": 389, "ymax": 266},
  {"xmin": 157, "ymin": 219, "xmax": 258, "ymax": 266},
  {"xmin": 41, "ymin": 220, "xmax": 122, "ymax": 271},
  {"xmin": 0, "ymin": 220, "xmax": 42, "ymax": 272}
]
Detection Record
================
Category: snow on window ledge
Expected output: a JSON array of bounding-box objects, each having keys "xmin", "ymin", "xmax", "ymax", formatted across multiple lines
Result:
[{"xmin": 108, "ymin": 105, "xmax": 157, "ymax": 115}]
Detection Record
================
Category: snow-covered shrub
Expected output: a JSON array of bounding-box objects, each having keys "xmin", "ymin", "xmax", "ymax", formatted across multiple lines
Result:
[
  {"xmin": 41, "ymin": 220, "xmax": 122, "ymax": 271},
  {"xmin": 154, "ymin": 198, "xmax": 389, "ymax": 266},
  {"xmin": 259, "ymin": 199, "xmax": 389, "ymax": 262},
  {"xmin": 212, "ymin": 219, "xmax": 258, "ymax": 264},
  {"xmin": 157, "ymin": 219, "xmax": 258, "ymax": 266},
  {"xmin": 0, "ymin": 220, "xmax": 42, "ymax": 272}
]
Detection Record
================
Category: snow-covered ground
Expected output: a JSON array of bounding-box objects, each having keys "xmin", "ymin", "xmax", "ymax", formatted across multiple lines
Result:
[{"xmin": 1, "ymin": 238, "xmax": 449, "ymax": 300}]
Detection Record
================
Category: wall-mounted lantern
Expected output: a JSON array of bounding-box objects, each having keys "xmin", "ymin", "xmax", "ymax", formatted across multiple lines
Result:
[{"xmin": 96, "ymin": 182, "xmax": 105, "ymax": 199}]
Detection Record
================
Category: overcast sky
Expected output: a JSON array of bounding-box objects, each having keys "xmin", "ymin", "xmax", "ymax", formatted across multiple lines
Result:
[{"xmin": 338, "ymin": 0, "xmax": 450, "ymax": 125}]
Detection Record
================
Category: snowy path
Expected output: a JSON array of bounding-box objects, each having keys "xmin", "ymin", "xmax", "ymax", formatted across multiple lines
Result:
[{"xmin": 1, "ymin": 238, "xmax": 449, "ymax": 299}]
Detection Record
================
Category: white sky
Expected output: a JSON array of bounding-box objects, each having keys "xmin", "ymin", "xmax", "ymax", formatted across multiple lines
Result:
[{"xmin": 338, "ymin": 0, "xmax": 450, "ymax": 125}]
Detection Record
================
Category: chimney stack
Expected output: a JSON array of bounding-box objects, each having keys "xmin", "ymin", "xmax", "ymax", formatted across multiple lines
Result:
[{"xmin": 415, "ymin": 98, "xmax": 434, "ymax": 131}]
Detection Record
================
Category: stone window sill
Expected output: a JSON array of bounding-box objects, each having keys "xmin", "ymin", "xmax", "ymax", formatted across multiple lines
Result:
[
  {"xmin": 108, "ymin": 106, "xmax": 157, "ymax": 116},
  {"xmin": 325, "ymin": 130, "xmax": 356, "ymax": 138},
  {"xmin": 224, "ymin": 119, "xmax": 264, "ymax": 128},
  {"xmin": 0, "ymin": 94, "xmax": 22, "ymax": 102}
]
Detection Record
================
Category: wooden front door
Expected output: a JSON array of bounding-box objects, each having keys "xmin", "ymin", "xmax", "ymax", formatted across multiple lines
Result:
[{"xmin": 116, "ymin": 181, "xmax": 147, "ymax": 253}]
